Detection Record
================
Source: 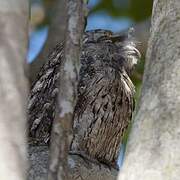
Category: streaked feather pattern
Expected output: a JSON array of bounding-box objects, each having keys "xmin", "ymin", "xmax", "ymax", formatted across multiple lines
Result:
[{"xmin": 28, "ymin": 29, "xmax": 140, "ymax": 167}]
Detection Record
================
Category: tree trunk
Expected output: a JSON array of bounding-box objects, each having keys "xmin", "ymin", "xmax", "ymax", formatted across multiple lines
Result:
[
  {"xmin": 118, "ymin": 0, "xmax": 180, "ymax": 179},
  {"xmin": 0, "ymin": 0, "xmax": 29, "ymax": 180},
  {"xmin": 48, "ymin": 0, "xmax": 86, "ymax": 180}
]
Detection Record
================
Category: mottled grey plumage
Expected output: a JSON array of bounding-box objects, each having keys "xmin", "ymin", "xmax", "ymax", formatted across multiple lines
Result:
[
  {"xmin": 28, "ymin": 29, "xmax": 140, "ymax": 167},
  {"xmin": 71, "ymin": 29, "xmax": 140, "ymax": 167},
  {"xmin": 28, "ymin": 44, "xmax": 63, "ymax": 144}
]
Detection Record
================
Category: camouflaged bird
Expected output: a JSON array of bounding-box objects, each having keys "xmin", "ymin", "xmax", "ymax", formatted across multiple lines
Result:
[{"xmin": 28, "ymin": 29, "xmax": 141, "ymax": 167}]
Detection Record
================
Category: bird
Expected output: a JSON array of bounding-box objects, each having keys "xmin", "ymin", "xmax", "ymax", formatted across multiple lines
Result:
[{"xmin": 28, "ymin": 29, "xmax": 141, "ymax": 168}]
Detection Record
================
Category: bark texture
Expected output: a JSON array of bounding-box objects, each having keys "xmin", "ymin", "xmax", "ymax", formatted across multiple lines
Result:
[
  {"xmin": 29, "ymin": 0, "xmax": 66, "ymax": 84},
  {"xmin": 48, "ymin": 0, "xmax": 86, "ymax": 180},
  {"xmin": 118, "ymin": 0, "xmax": 180, "ymax": 180},
  {"xmin": 0, "ymin": 0, "xmax": 29, "ymax": 180},
  {"xmin": 28, "ymin": 146, "xmax": 118, "ymax": 180}
]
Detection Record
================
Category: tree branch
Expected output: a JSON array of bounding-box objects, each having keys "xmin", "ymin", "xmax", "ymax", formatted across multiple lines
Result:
[
  {"xmin": 48, "ymin": 0, "xmax": 87, "ymax": 180},
  {"xmin": 118, "ymin": 0, "xmax": 180, "ymax": 179},
  {"xmin": 0, "ymin": 0, "xmax": 29, "ymax": 179}
]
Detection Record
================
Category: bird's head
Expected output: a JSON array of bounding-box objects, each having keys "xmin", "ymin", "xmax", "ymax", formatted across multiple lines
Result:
[{"xmin": 83, "ymin": 28, "xmax": 141, "ymax": 74}]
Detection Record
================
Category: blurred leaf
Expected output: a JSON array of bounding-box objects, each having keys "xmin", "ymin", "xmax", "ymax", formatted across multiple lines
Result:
[
  {"xmin": 129, "ymin": 0, "xmax": 152, "ymax": 21},
  {"xmin": 131, "ymin": 57, "xmax": 145, "ymax": 100},
  {"xmin": 90, "ymin": 0, "xmax": 153, "ymax": 22}
]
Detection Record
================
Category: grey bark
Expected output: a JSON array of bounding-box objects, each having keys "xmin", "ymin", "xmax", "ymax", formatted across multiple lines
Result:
[
  {"xmin": 48, "ymin": 0, "xmax": 86, "ymax": 180},
  {"xmin": 0, "ymin": 0, "xmax": 29, "ymax": 180},
  {"xmin": 118, "ymin": 0, "xmax": 180, "ymax": 179},
  {"xmin": 29, "ymin": 0, "xmax": 66, "ymax": 84},
  {"xmin": 28, "ymin": 146, "xmax": 117, "ymax": 180},
  {"xmin": 28, "ymin": 146, "xmax": 49, "ymax": 180}
]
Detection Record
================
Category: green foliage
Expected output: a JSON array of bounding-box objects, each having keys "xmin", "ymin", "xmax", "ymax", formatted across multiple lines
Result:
[
  {"xmin": 131, "ymin": 57, "xmax": 145, "ymax": 99},
  {"xmin": 90, "ymin": 0, "xmax": 153, "ymax": 22}
]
